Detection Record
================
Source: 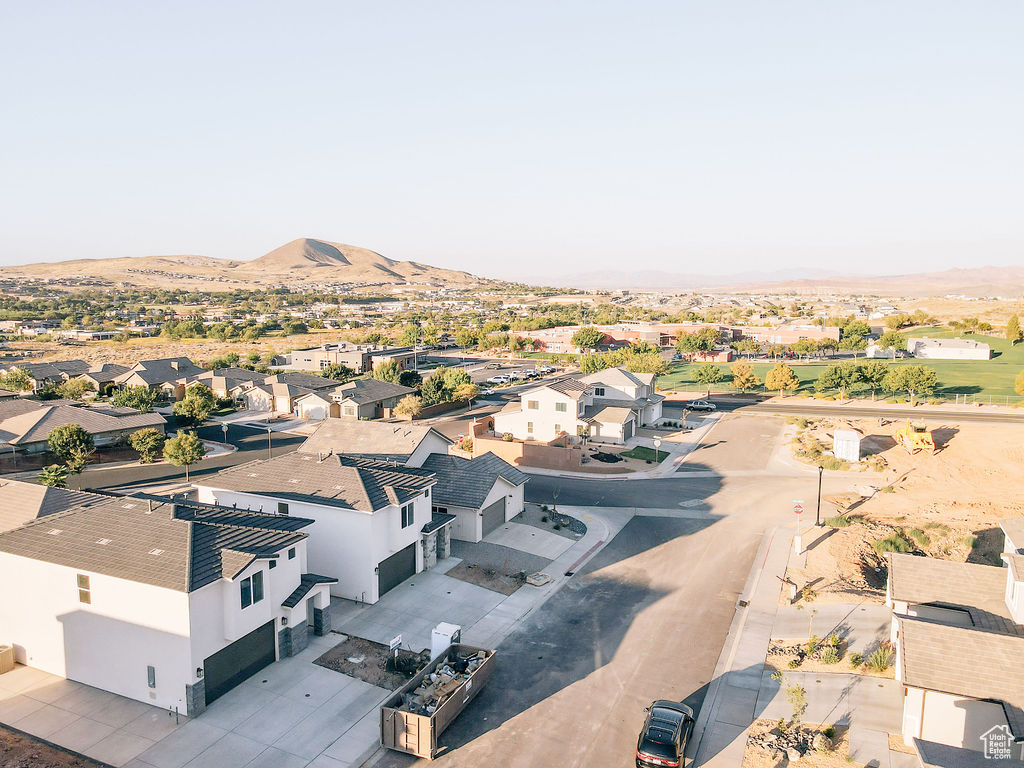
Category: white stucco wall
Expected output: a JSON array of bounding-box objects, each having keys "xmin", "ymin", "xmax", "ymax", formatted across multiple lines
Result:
[
  {"xmin": 494, "ymin": 388, "xmax": 587, "ymax": 442},
  {"xmin": 903, "ymin": 686, "xmax": 1008, "ymax": 750},
  {"xmin": 296, "ymin": 397, "xmax": 330, "ymax": 421},
  {"xmin": 438, "ymin": 479, "xmax": 524, "ymax": 542},
  {"xmin": 407, "ymin": 436, "xmax": 454, "ymax": 468},
  {"xmin": 0, "ymin": 552, "xmax": 192, "ymax": 712}
]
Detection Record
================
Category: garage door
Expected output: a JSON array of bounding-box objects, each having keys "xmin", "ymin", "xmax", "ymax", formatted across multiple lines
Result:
[
  {"xmin": 203, "ymin": 621, "xmax": 276, "ymax": 705},
  {"xmin": 378, "ymin": 544, "xmax": 416, "ymax": 598},
  {"xmin": 623, "ymin": 420, "xmax": 635, "ymax": 440},
  {"xmin": 481, "ymin": 497, "xmax": 506, "ymax": 538}
]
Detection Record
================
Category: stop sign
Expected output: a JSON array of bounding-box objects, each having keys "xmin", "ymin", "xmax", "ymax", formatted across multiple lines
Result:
[{"xmin": 793, "ymin": 503, "xmax": 804, "ymax": 515}]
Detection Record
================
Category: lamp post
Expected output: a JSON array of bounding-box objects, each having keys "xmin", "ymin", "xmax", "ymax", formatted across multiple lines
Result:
[
  {"xmin": 815, "ymin": 464, "xmax": 824, "ymax": 526},
  {"xmin": 221, "ymin": 423, "xmax": 228, "ymax": 445},
  {"xmin": 266, "ymin": 427, "xmax": 273, "ymax": 461},
  {"xmin": 653, "ymin": 437, "xmax": 662, "ymax": 463}
]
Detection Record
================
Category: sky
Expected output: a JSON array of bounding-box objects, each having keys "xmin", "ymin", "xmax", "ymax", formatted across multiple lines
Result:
[{"xmin": 1, "ymin": 2, "xmax": 1022, "ymax": 280}]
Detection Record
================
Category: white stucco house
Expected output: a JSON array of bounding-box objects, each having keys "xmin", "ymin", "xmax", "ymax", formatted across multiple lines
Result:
[
  {"xmin": 492, "ymin": 368, "xmax": 664, "ymax": 445},
  {"xmin": 886, "ymin": 549, "xmax": 1024, "ymax": 759},
  {"xmin": 0, "ymin": 481, "xmax": 334, "ymax": 718},
  {"xmin": 907, "ymin": 337, "xmax": 992, "ymax": 360},
  {"xmin": 194, "ymin": 452, "xmax": 440, "ymax": 604},
  {"xmin": 420, "ymin": 452, "xmax": 528, "ymax": 542}
]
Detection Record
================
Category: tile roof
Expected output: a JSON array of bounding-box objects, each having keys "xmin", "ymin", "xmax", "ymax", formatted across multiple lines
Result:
[
  {"xmin": 6, "ymin": 362, "xmax": 65, "ymax": 381},
  {"xmin": 420, "ymin": 452, "xmax": 528, "ymax": 509},
  {"xmin": 0, "ymin": 389, "xmax": 18, "ymax": 399},
  {"xmin": 331, "ymin": 378, "xmax": 416, "ymax": 405},
  {"xmin": 0, "ymin": 399, "xmax": 46, "ymax": 420},
  {"xmin": 0, "ymin": 492, "xmax": 312, "ymax": 592},
  {"xmin": 521, "ymin": 377, "xmax": 591, "ymax": 399},
  {"xmin": 897, "ymin": 616, "xmax": 1024, "ymax": 739},
  {"xmin": 79, "ymin": 363, "xmax": 131, "ymax": 384},
  {"xmin": 298, "ymin": 419, "xmax": 453, "ymax": 461},
  {"xmin": 584, "ymin": 405, "xmax": 635, "ymax": 424},
  {"xmin": 422, "ymin": 511, "xmax": 456, "ymax": 534},
  {"xmin": 0, "ymin": 404, "xmax": 165, "ymax": 446},
  {"xmin": 887, "ymin": 553, "xmax": 1022, "ymax": 636},
  {"xmin": 114, "ymin": 357, "xmax": 204, "ymax": 386},
  {"xmin": 201, "ymin": 452, "xmax": 436, "ymax": 512},
  {"xmin": 1002, "ymin": 518, "xmax": 1024, "ymax": 553},
  {"xmin": 0, "ymin": 479, "xmax": 107, "ymax": 532},
  {"xmin": 282, "ymin": 573, "xmax": 338, "ymax": 608},
  {"xmin": 264, "ymin": 372, "xmax": 342, "ymax": 391},
  {"xmin": 50, "ymin": 360, "xmax": 91, "ymax": 376},
  {"xmin": 579, "ymin": 367, "xmax": 655, "ymax": 389}
]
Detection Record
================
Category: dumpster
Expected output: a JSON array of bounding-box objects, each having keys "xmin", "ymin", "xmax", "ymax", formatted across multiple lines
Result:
[{"xmin": 380, "ymin": 643, "xmax": 496, "ymax": 759}]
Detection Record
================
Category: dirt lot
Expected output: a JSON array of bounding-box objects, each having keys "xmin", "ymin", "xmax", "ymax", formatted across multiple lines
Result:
[
  {"xmin": 314, "ymin": 636, "xmax": 424, "ymax": 690},
  {"xmin": 742, "ymin": 720, "xmax": 851, "ymax": 768},
  {"xmin": 0, "ymin": 726, "xmax": 102, "ymax": 768},
  {"xmin": 786, "ymin": 418, "xmax": 1024, "ymax": 603},
  {"xmin": 445, "ymin": 562, "xmax": 525, "ymax": 596}
]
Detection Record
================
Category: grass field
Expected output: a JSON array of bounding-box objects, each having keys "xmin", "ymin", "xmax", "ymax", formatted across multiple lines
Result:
[
  {"xmin": 619, "ymin": 446, "xmax": 667, "ymax": 462},
  {"xmin": 659, "ymin": 327, "xmax": 1024, "ymax": 401}
]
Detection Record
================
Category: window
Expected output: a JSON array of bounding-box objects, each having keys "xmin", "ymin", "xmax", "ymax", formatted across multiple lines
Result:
[
  {"xmin": 401, "ymin": 503, "xmax": 414, "ymax": 528},
  {"xmin": 555, "ymin": 402, "xmax": 567, "ymax": 413},
  {"xmin": 424, "ymin": 488, "xmax": 429, "ymax": 499},
  {"xmin": 432, "ymin": 506, "xmax": 448, "ymax": 515},
  {"xmin": 277, "ymin": 502, "xmax": 289, "ymax": 516},
  {"xmin": 147, "ymin": 665, "xmax": 156, "ymax": 689},
  {"xmin": 527, "ymin": 400, "xmax": 539, "ymax": 410},
  {"xmin": 594, "ymin": 387, "xmax": 605, "ymax": 396},
  {"xmin": 240, "ymin": 571, "xmax": 264, "ymax": 609},
  {"xmin": 554, "ymin": 424, "xmax": 561, "ymax": 433},
  {"xmin": 77, "ymin": 574, "xmax": 91, "ymax": 604},
  {"xmin": 527, "ymin": 421, "xmax": 534, "ymax": 433},
  {"xmin": 269, "ymin": 560, "xmax": 276, "ymax": 569},
  {"xmin": 344, "ymin": 406, "xmax": 355, "ymax": 416},
  {"xmin": 288, "ymin": 547, "xmax": 296, "ymax": 560}
]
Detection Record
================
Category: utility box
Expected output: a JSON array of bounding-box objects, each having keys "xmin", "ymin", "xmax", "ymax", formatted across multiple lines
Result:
[
  {"xmin": 833, "ymin": 430, "xmax": 861, "ymax": 463},
  {"xmin": 431, "ymin": 623, "xmax": 461, "ymax": 660},
  {"xmin": 0, "ymin": 645, "xmax": 13, "ymax": 675},
  {"xmin": 380, "ymin": 643, "xmax": 495, "ymax": 760}
]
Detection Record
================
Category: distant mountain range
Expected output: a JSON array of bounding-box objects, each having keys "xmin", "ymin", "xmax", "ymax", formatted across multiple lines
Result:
[
  {"xmin": 0, "ymin": 238, "xmax": 486, "ymax": 290},
  {"xmin": 538, "ymin": 265, "xmax": 1024, "ymax": 297}
]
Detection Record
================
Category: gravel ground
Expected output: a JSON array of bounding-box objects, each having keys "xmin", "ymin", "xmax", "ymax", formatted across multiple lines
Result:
[
  {"xmin": 451, "ymin": 540, "xmax": 551, "ymax": 576},
  {"xmin": 315, "ymin": 636, "xmax": 421, "ymax": 690},
  {"xmin": 515, "ymin": 503, "xmax": 587, "ymax": 538}
]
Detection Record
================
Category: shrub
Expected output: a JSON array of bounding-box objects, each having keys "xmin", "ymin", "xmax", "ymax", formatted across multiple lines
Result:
[
  {"xmin": 823, "ymin": 725, "xmax": 837, "ymax": 739},
  {"xmin": 502, "ymin": 433, "xmax": 514, "ymax": 442},
  {"xmin": 908, "ymin": 528, "xmax": 930, "ymax": 546},
  {"xmin": 819, "ymin": 456, "xmax": 846, "ymax": 471},
  {"xmin": 787, "ymin": 658, "xmax": 801, "ymax": 669},
  {"xmin": 867, "ymin": 643, "xmax": 894, "ymax": 673},
  {"xmin": 849, "ymin": 652, "xmax": 864, "ymax": 667},
  {"xmin": 553, "ymin": 523, "xmax": 562, "ymax": 530},
  {"xmin": 806, "ymin": 635, "xmax": 821, "ymax": 655},
  {"xmin": 821, "ymin": 647, "xmax": 840, "ymax": 665},
  {"xmin": 881, "ymin": 485, "xmax": 895, "ymax": 493},
  {"xmin": 825, "ymin": 514, "xmax": 852, "ymax": 528},
  {"xmin": 873, "ymin": 533, "xmax": 914, "ymax": 554},
  {"xmin": 963, "ymin": 534, "xmax": 978, "ymax": 548},
  {"xmin": 541, "ymin": 515, "xmax": 548, "ymax": 522},
  {"xmin": 827, "ymin": 634, "xmax": 841, "ymax": 648}
]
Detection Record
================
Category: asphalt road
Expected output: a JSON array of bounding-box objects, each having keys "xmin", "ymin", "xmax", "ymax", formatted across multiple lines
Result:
[
  {"xmin": 664, "ymin": 398, "xmax": 1024, "ymax": 423},
  {"xmin": 78, "ymin": 423, "xmax": 306, "ymax": 492}
]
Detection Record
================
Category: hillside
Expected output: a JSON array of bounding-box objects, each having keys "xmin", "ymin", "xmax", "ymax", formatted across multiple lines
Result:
[{"xmin": 0, "ymin": 238, "xmax": 485, "ymax": 290}]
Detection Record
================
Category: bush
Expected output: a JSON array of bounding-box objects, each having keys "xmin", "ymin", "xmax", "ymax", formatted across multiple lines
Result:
[
  {"xmin": 823, "ymin": 725, "xmax": 837, "ymax": 739},
  {"xmin": 873, "ymin": 533, "xmax": 914, "ymax": 554},
  {"xmin": 908, "ymin": 528, "xmax": 930, "ymax": 546},
  {"xmin": 787, "ymin": 658, "xmax": 802, "ymax": 669},
  {"xmin": 541, "ymin": 515, "xmax": 548, "ymax": 522},
  {"xmin": 866, "ymin": 643, "xmax": 894, "ymax": 673},
  {"xmin": 806, "ymin": 635, "xmax": 821, "ymax": 655},
  {"xmin": 821, "ymin": 647, "xmax": 840, "ymax": 665},
  {"xmin": 502, "ymin": 433, "xmax": 514, "ymax": 442},
  {"xmin": 825, "ymin": 514, "xmax": 852, "ymax": 528},
  {"xmin": 881, "ymin": 485, "xmax": 895, "ymax": 493},
  {"xmin": 963, "ymin": 534, "xmax": 978, "ymax": 548},
  {"xmin": 819, "ymin": 456, "xmax": 846, "ymax": 471},
  {"xmin": 849, "ymin": 652, "xmax": 864, "ymax": 668}
]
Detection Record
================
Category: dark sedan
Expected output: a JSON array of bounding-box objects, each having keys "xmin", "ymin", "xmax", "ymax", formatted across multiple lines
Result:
[{"xmin": 636, "ymin": 699, "xmax": 694, "ymax": 768}]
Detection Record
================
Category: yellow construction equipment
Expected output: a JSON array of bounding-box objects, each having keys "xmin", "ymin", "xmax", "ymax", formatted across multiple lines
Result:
[{"xmin": 895, "ymin": 420, "xmax": 935, "ymax": 455}]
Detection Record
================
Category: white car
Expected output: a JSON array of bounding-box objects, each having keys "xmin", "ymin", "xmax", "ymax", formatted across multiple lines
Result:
[
  {"xmin": 487, "ymin": 375, "xmax": 511, "ymax": 384},
  {"xmin": 687, "ymin": 400, "xmax": 716, "ymax": 412}
]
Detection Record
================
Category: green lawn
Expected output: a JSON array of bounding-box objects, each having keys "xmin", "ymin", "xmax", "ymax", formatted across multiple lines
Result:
[
  {"xmin": 620, "ymin": 446, "xmax": 668, "ymax": 462},
  {"xmin": 658, "ymin": 327, "xmax": 1024, "ymax": 401}
]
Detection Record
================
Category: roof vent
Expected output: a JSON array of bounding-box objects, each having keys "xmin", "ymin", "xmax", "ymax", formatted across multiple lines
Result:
[
  {"xmin": 247, "ymin": 473, "xmax": 258, "ymax": 477},
  {"xmin": 149, "ymin": 549, "xmax": 164, "ymax": 556},
  {"xmin": 47, "ymin": 529, "xmax": 62, "ymax": 535},
  {"xmin": 289, "ymin": 479, "xmax": 299, "ymax": 483},
  {"xmin": 122, "ymin": 503, "xmax": 135, "ymax": 509},
  {"xmin": 96, "ymin": 538, "xmax": 111, "ymax": 545}
]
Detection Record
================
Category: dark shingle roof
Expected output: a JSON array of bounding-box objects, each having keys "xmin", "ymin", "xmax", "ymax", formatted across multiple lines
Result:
[
  {"xmin": 79, "ymin": 363, "xmax": 131, "ymax": 384},
  {"xmin": 0, "ymin": 404, "xmax": 165, "ymax": 446},
  {"xmin": 202, "ymin": 452, "xmax": 436, "ymax": 512},
  {"xmin": 264, "ymin": 372, "xmax": 342, "ymax": 391},
  {"xmin": 420, "ymin": 452, "xmax": 528, "ymax": 509},
  {"xmin": 914, "ymin": 739, "xmax": 1024, "ymax": 768},
  {"xmin": 282, "ymin": 573, "xmax": 338, "ymax": 608},
  {"xmin": 0, "ymin": 491, "xmax": 312, "ymax": 592},
  {"xmin": 422, "ymin": 511, "xmax": 456, "ymax": 534},
  {"xmin": 0, "ymin": 479, "xmax": 107, "ymax": 532},
  {"xmin": 115, "ymin": 357, "xmax": 204, "ymax": 386},
  {"xmin": 50, "ymin": 360, "xmax": 91, "ymax": 376},
  {"xmin": 298, "ymin": 419, "xmax": 453, "ymax": 462},
  {"xmin": 331, "ymin": 378, "xmax": 416, "ymax": 405}
]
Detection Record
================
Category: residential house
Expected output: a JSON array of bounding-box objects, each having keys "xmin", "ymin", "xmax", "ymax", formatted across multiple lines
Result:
[
  {"xmin": 276, "ymin": 343, "xmax": 417, "ymax": 374},
  {"xmin": 193, "ymin": 367, "xmax": 265, "ymax": 399},
  {"xmin": 194, "ymin": 452, "xmax": 438, "ymax": 604},
  {"xmin": 0, "ymin": 388, "xmax": 17, "ymax": 401},
  {"xmin": 492, "ymin": 378, "xmax": 594, "ymax": 442},
  {"xmin": 1003, "ymin": 519, "xmax": 1024, "ymax": 556},
  {"xmin": 0, "ymin": 360, "xmax": 89, "ymax": 393},
  {"xmin": 579, "ymin": 367, "xmax": 665, "ymax": 428},
  {"xmin": 76, "ymin": 363, "xmax": 131, "ymax": 395},
  {"xmin": 420, "ymin": 452, "xmax": 528, "ymax": 543},
  {"xmin": 0, "ymin": 402, "xmax": 165, "ymax": 454},
  {"xmin": 114, "ymin": 357, "xmax": 205, "ymax": 400},
  {"xmin": 907, "ymin": 337, "xmax": 992, "ymax": 361},
  {"xmin": 327, "ymin": 379, "xmax": 417, "ymax": 420},
  {"xmin": 886, "ymin": 550, "xmax": 1024, "ymax": 759},
  {"xmin": 297, "ymin": 419, "xmax": 453, "ymax": 466},
  {"xmin": 0, "ymin": 483, "xmax": 334, "ymax": 717}
]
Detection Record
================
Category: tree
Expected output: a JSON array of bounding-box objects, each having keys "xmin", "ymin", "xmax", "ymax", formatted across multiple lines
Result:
[
  {"xmin": 455, "ymin": 329, "xmax": 478, "ymax": 349},
  {"xmin": 876, "ymin": 331, "xmax": 907, "ymax": 359},
  {"xmin": 571, "ymin": 326, "xmax": 606, "ymax": 351},
  {"xmin": 883, "ymin": 364, "xmax": 937, "ymax": 406},
  {"xmin": 692, "ymin": 363, "xmax": 724, "ymax": 396},
  {"xmin": 421, "ymin": 366, "xmax": 473, "ymax": 405},
  {"xmin": 56, "ymin": 378, "xmax": 93, "ymax": 401},
  {"xmin": 398, "ymin": 370, "xmax": 422, "ymax": 388},
  {"xmin": 857, "ymin": 360, "xmax": 889, "ymax": 400},
  {"xmin": 843, "ymin": 320, "xmax": 872, "ymax": 339},
  {"xmin": 885, "ymin": 313, "xmax": 912, "ymax": 330},
  {"xmin": 730, "ymin": 362, "xmax": 761, "ymax": 393},
  {"xmin": 1016, "ymin": 370, "xmax": 1024, "ymax": 396},
  {"xmin": 579, "ymin": 353, "xmax": 609, "ymax": 374},
  {"xmin": 839, "ymin": 335, "xmax": 868, "ymax": 358},
  {"xmin": 111, "ymin": 385, "xmax": 156, "ymax": 412},
  {"xmin": 320, "ymin": 363, "xmax": 355, "ymax": 383},
  {"xmin": 163, "ymin": 430, "xmax": 206, "ymax": 482},
  {"xmin": 0, "ymin": 368, "xmax": 32, "ymax": 393},
  {"xmin": 38, "ymin": 464, "xmax": 69, "ymax": 488},
  {"xmin": 1007, "ymin": 315, "xmax": 1022, "ymax": 344},
  {"xmin": 129, "ymin": 427, "xmax": 166, "ymax": 463},
  {"xmin": 394, "ymin": 394, "xmax": 423, "ymax": 419},
  {"xmin": 629, "ymin": 340, "xmax": 661, "ymax": 355},
  {"xmin": 676, "ymin": 327, "xmax": 721, "ymax": 359},
  {"xmin": 173, "ymin": 383, "xmax": 216, "ymax": 425},
  {"xmin": 790, "ymin": 339, "xmax": 817, "ymax": 360},
  {"xmin": 48, "ymin": 424, "xmax": 95, "ymax": 474},
  {"xmin": 372, "ymin": 360, "xmax": 402, "ymax": 384},
  {"xmin": 452, "ymin": 383, "xmax": 480, "ymax": 407},
  {"xmin": 765, "ymin": 363, "xmax": 800, "ymax": 398},
  {"xmin": 622, "ymin": 352, "xmax": 668, "ymax": 375},
  {"xmin": 815, "ymin": 362, "xmax": 861, "ymax": 400}
]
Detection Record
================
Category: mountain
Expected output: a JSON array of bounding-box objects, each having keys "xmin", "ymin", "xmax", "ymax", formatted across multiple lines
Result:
[{"xmin": 0, "ymin": 238, "xmax": 485, "ymax": 290}]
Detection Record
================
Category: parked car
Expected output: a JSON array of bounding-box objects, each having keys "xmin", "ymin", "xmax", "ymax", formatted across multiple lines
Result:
[
  {"xmin": 480, "ymin": 388, "xmax": 496, "ymax": 396},
  {"xmin": 487, "ymin": 375, "xmax": 512, "ymax": 384},
  {"xmin": 686, "ymin": 400, "xmax": 716, "ymax": 412},
  {"xmin": 636, "ymin": 700, "xmax": 694, "ymax": 768},
  {"xmin": 537, "ymin": 365, "xmax": 555, "ymax": 374},
  {"xmin": 484, "ymin": 362, "xmax": 502, "ymax": 369},
  {"xmin": 671, "ymin": 353, "xmax": 683, "ymax": 361}
]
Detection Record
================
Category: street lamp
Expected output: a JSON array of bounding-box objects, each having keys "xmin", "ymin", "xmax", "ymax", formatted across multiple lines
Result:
[
  {"xmin": 653, "ymin": 437, "xmax": 662, "ymax": 462},
  {"xmin": 815, "ymin": 464, "xmax": 824, "ymax": 526},
  {"xmin": 221, "ymin": 423, "xmax": 229, "ymax": 445},
  {"xmin": 267, "ymin": 427, "xmax": 273, "ymax": 461}
]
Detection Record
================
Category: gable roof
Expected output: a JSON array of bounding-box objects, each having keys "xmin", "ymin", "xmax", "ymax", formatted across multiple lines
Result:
[
  {"xmin": 331, "ymin": 378, "xmax": 416, "ymax": 405},
  {"xmin": 887, "ymin": 553, "xmax": 1023, "ymax": 636},
  {"xmin": 282, "ymin": 573, "xmax": 338, "ymax": 608},
  {"xmin": 6, "ymin": 362, "xmax": 65, "ymax": 381},
  {"xmin": 264, "ymin": 372, "xmax": 342, "ymax": 391},
  {"xmin": 0, "ymin": 389, "xmax": 18, "ymax": 399},
  {"xmin": 0, "ymin": 404, "xmax": 165, "ymax": 446},
  {"xmin": 298, "ymin": 419, "xmax": 453, "ymax": 462},
  {"xmin": 897, "ymin": 616, "xmax": 1024, "ymax": 739},
  {"xmin": 50, "ymin": 360, "xmax": 90, "ymax": 376},
  {"xmin": 523, "ymin": 377, "xmax": 591, "ymax": 400},
  {"xmin": 579, "ymin": 367, "xmax": 656, "ymax": 388},
  {"xmin": 79, "ymin": 363, "xmax": 131, "ymax": 384},
  {"xmin": 200, "ymin": 452, "xmax": 436, "ymax": 512},
  {"xmin": 0, "ymin": 479, "xmax": 107, "ymax": 532},
  {"xmin": 0, "ymin": 492, "xmax": 312, "ymax": 592},
  {"xmin": 114, "ymin": 357, "xmax": 204, "ymax": 386},
  {"xmin": 420, "ymin": 452, "xmax": 528, "ymax": 509}
]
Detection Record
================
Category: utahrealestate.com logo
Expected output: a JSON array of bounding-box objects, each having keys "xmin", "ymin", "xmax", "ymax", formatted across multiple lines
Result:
[{"xmin": 980, "ymin": 725, "xmax": 1014, "ymax": 760}]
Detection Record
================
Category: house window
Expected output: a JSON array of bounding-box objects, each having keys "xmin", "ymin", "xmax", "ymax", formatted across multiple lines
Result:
[
  {"xmin": 147, "ymin": 665, "xmax": 156, "ymax": 689},
  {"xmin": 527, "ymin": 400, "xmax": 539, "ymax": 410},
  {"xmin": 424, "ymin": 488, "xmax": 430, "ymax": 499},
  {"xmin": 594, "ymin": 387, "xmax": 605, "ymax": 396},
  {"xmin": 77, "ymin": 574, "xmax": 91, "ymax": 604},
  {"xmin": 554, "ymin": 424, "xmax": 561, "ymax": 433},
  {"xmin": 278, "ymin": 502, "xmax": 289, "ymax": 515},
  {"xmin": 344, "ymin": 406, "xmax": 356, "ymax": 416},
  {"xmin": 433, "ymin": 506, "xmax": 448, "ymax": 515},
  {"xmin": 555, "ymin": 402, "xmax": 567, "ymax": 413},
  {"xmin": 527, "ymin": 422, "xmax": 534, "ymax": 433},
  {"xmin": 288, "ymin": 547, "xmax": 296, "ymax": 559},
  {"xmin": 401, "ymin": 503, "xmax": 414, "ymax": 528},
  {"xmin": 269, "ymin": 560, "xmax": 276, "ymax": 569},
  {"xmin": 240, "ymin": 571, "xmax": 264, "ymax": 609}
]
